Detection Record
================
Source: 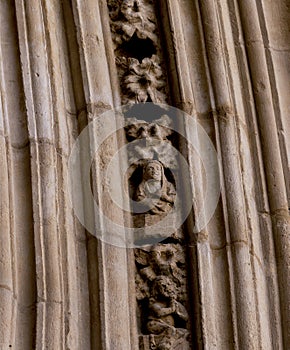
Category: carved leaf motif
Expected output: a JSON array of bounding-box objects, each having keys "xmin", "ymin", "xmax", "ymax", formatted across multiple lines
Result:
[
  {"xmin": 125, "ymin": 115, "xmax": 173, "ymax": 141},
  {"xmin": 108, "ymin": 1, "xmax": 167, "ymax": 104},
  {"xmin": 121, "ymin": 55, "xmax": 166, "ymax": 103},
  {"xmin": 135, "ymin": 247, "xmax": 150, "ymax": 265},
  {"xmin": 108, "ymin": 0, "xmax": 157, "ymax": 46},
  {"xmin": 107, "ymin": 2, "xmax": 190, "ymax": 348}
]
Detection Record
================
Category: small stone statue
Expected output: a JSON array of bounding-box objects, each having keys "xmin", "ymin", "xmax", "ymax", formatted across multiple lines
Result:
[
  {"xmin": 134, "ymin": 160, "xmax": 176, "ymax": 215},
  {"xmin": 147, "ymin": 276, "xmax": 189, "ymax": 349}
]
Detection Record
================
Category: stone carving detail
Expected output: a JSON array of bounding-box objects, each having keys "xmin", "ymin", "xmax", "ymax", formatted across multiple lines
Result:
[
  {"xmin": 107, "ymin": 2, "xmax": 191, "ymax": 348},
  {"xmin": 117, "ymin": 55, "xmax": 166, "ymax": 104},
  {"xmin": 134, "ymin": 160, "xmax": 176, "ymax": 216},
  {"xmin": 107, "ymin": 0, "xmax": 157, "ymax": 47},
  {"xmin": 107, "ymin": 0, "xmax": 167, "ymax": 103},
  {"xmin": 135, "ymin": 244, "xmax": 191, "ymax": 349},
  {"xmin": 124, "ymin": 115, "xmax": 191, "ymax": 348},
  {"xmin": 126, "ymin": 115, "xmax": 178, "ymax": 232},
  {"xmin": 125, "ymin": 115, "xmax": 177, "ymax": 168}
]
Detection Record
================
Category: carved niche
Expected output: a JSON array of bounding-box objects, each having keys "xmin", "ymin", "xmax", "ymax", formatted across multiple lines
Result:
[
  {"xmin": 135, "ymin": 244, "xmax": 191, "ymax": 350},
  {"xmin": 124, "ymin": 115, "xmax": 192, "ymax": 349},
  {"xmin": 106, "ymin": 1, "xmax": 192, "ymax": 348},
  {"xmin": 125, "ymin": 115, "xmax": 178, "ymax": 230},
  {"xmin": 134, "ymin": 159, "xmax": 176, "ymax": 215}
]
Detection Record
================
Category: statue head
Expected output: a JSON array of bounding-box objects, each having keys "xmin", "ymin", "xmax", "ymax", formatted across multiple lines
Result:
[
  {"xmin": 152, "ymin": 276, "xmax": 176, "ymax": 299},
  {"xmin": 143, "ymin": 160, "xmax": 163, "ymax": 181}
]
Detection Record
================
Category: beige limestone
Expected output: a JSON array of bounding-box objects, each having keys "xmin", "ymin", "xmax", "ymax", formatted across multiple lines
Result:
[{"xmin": 0, "ymin": 0, "xmax": 288, "ymax": 349}]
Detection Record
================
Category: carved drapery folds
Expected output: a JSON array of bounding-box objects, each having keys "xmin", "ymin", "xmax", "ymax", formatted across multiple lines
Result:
[{"xmin": 133, "ymin": 159, "xmax": 176, "ymax": 216}]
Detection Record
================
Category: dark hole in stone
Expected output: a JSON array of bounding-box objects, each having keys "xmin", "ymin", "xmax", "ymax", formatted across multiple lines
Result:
[
  {"xmin": 124, "ymin": 103, "xmax": 167, "ymax": 122},
  {"xmin": 133, "ymin": 0, "xmax": 139, "ymax": 12},
  {"xmin": 138, "ymin": 77, "xmax": 149, "ymax": 87},
  {"xmin": 146, "ymin": 94, "xmax": 153, "ymax": 102},
  {"xmin": 118, "ymin": 33, "xmax": 156, "ymax": 62}
]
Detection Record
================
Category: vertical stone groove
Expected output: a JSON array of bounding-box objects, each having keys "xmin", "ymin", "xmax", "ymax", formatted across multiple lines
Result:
[
  {"xmin": 71, "ymin": 1, "xmax": 133, "ymax": 348},
  {"xmin": 15, "ymin": 0, "xmax": 63, "ymax": 348},
  {"xmin": 0, "ymin": 1, "xmax": 288, "ymax": 348},
  {"xmin": 237, "ymin": 0, "xmax": 290, "ymax": 347},
  {"xmin": 0, "ymin": 1, "xmax": 37, "ymax": 348},
  {"xmin": 0, "ymin": 19, "xmax": 16, "ymax": 348}
]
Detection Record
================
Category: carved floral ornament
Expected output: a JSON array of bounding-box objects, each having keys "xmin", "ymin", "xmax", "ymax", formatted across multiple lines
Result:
[
  {"xmin": 125, "ymin": 115, "xmax": 177, "ymax": 168},
  {"xmin": 120, "ymin": 55, "xmax": 166, "ymax": 103},
  {"xmin": 107, "ymin": 0, "xmax": 167, "ymax": 104},
  {"xmin": 107, "ymin": 0, "xmax": 157, "ymax": 46},
  {"xmin": 116, "ymin": 54, "xmax": 167, "ymax": 104},
  {"xmin": 125, "ymin": 115, "xmax": 173, "ymax": 141},
  {"xmin": 107, "ymin": 1, "xmax": 191, "ymax": 348}
]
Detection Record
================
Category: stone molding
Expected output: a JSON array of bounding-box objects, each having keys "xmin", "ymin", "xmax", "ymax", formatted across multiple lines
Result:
[{"xmin": 0, "ymin": 0, "xmax": 288, "ymax": 349}]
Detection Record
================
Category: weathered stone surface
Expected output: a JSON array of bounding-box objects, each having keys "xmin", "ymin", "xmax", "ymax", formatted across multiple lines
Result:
[{"xmin": 0, "ymin": 0, "xmax": 288, "ymax": 349}]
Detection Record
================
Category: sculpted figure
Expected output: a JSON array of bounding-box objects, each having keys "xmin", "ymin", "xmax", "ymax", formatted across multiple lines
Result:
[
  {"xmin": 135, "ymin": 160, "xmax": 176, "ymax": 215},
  {"xmin": 147, "ymin": 276, "xmax": 188, "ymax": 349}
]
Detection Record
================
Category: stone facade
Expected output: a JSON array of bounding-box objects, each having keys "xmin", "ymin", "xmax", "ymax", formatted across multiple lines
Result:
[{"xmin": 0, "ymin": 0, "xmax": 289, "ymax": 349}]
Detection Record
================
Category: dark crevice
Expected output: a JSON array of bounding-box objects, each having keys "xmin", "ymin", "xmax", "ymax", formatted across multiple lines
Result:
[
  {"xmin": 133, "ymin": 1, "xmax": 139, "ymax": 12},
  {"xmin": 115, "ymin": 33, "xmax": 156, "ymax": 62}
]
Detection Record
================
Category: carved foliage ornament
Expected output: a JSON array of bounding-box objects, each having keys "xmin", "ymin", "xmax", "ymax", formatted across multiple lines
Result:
[
  {"xmin": 125, "ymin": 115, "xmax": 177, "ymax": 168},
  {"xmin": 107, "ymin": 0, "xmax": 157, "ymax": 46},
  {"xmin": 117, "ymin": 55, "xmax": 166, "ymax": 104},
  {"xmin": 107, "ymin": 0, "xmax": 167, "ymax": 104},
  {"xmin": 107, "ymin": 1, "xmax": 191, "ymax": 348}
]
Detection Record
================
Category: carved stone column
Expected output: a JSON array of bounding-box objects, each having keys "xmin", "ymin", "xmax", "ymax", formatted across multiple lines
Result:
[{"xmin": 0, "ymin": 0, "xmax": 288, "ymax": 349}]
